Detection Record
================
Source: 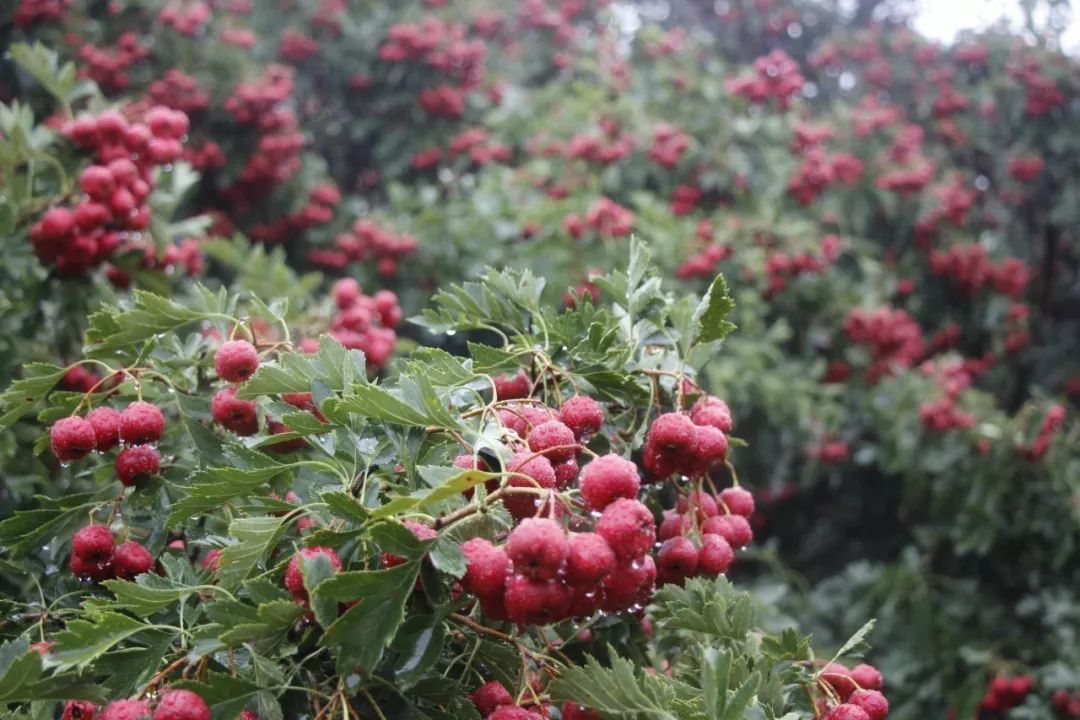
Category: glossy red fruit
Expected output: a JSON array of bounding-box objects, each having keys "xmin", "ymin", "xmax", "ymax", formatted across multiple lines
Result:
[
  {"xmin": 506, "ymin": 518, "xmax": 569, "ymax": 581},
  {"xmin": 214, "ymin": 340, "xmax": 260, "ymax": 383},
  {"xmin": 114, "ymin": 541, "xmax": 154, "ymax": 580},
  {"xmin": 115, "ymin": 445, "xmax": 160, "ymax": 486},
  {"xmin": 51, "ymin": 416, "xmax": 98, "ymax": 462},
  {"xmin": 152, "ymin": 689, "xmax": 211, "ymax": 720},
  {"xmin": 119, "ymin": 401, "xmax": 165, "ymax": 445}
]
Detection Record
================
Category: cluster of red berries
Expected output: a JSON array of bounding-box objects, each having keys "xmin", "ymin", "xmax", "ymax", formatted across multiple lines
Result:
[
  {"xmin": 762, "ymin": 235, "xmax": 842, "ymax": 297},
  {"xmin": 1052, "ymin": 688, "xmax": 1080, "ymax": 717},
  {"xmin": 29, "ymin": 107, "xmax": 189, "ymax": 276},
  {"xmin": 279, "ymin": 30, "xmax": 320, "ymax": 62},
  {"xmin": 648, "ymin": 124, "xmax": 690, "ymax": 168},
  {"xmin": 819, "ymin": 662, "xmax": 889, "ymax": 720},
  {"xmin": 13, "ymin": 0, "xmax": 71, "ymax": 27},
  {"xmin": 554, "ymin": 126, "xmax": 634, "ymax": 167},
  {"xmin": 307, "ymin": 219, "xmax": 419, "ymax": 278},
  {"xmin": 927, "ymin": 244, "xmax": 1031, "ymax": 300},
  {"xmin": 61, "ymin": 689, "xmax": 212, "ymax": 720},
  {"xmin": 726, "ymin": 50, "xmax": 805, "ymax": 110},
  {"xmin": 51, "ymin": 400, "xmax": 165, "ymax": 486},
  {"xmin": 656, "ymin": 484, "xmax": 754, "ymax": 584},
  {"xmin": 787, "ymin": 147, "xmax": 863, "ymax": 206},
  {"xmin": 979, "ymin": 675, "xmax": 1033, "ymax": 714},
  {"xmin": 843, "ymin": 307, "xmax": 926, "ymax": 383},
  {"xmin": 642, "ymin": 397, "xmax": 733, "ymax": 480},
  {"xmin": 1008, "ymin": 156, "xmax": 1044, "ymax": 183},
  {"xmin": 210, "ymin": 337, "xmax": 306, "ymax": 448},
  {"xmin": 470, "ymin": 680, "xmax": 599, "ymax": 720},
  {"xmin": 324, "ymin": 278, "xmax": 401, "ymax": 367},
  {"xmin": 806, "ymin": 435, "xmax": 851, "ymax": 464},
  {"xmin": 1021, "ymin": 404, "xmax": 1066, "ymax": 461},
  {"xmin": 76, "ymin": 33, "xmax": 148, "ymax": 93},
  {"xmin": 249, "ymin": 182, "xmax": 340, "ymax": 244},
  {"xmin": 676, "ymin": 242, "xmax": 732, "ymax": 279},
  {"xmin": 159, "ymin": 1, "xmax": 211, "ymax": 37},
  {"xmin": 149, "ymin": 69, "xmax": 211, "ymax": 114},
  {"xmin": 68, "ymin": 524, "xmax": 153, "ymax": 582},
  {"xmin": 567, "ymin": 197, "xmax": 633, "ymax": 239},
  {"xmin": 411, "ymin": 127, "xmax": 513, "ymax": 171}
]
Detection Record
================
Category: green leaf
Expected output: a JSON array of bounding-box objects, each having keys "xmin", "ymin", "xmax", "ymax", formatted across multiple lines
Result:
[
  {"xmin": 701, "ymin": 647, "xmax": 731, "ymax": 718},
  {"xmin": 0, "ymin": 363, "xmax": 66, "ymax": 430},
  {"xmin": 86, "ymin": 289, "xmax": 214, "ymax": 354},
  {"xmin": 334, "ymin": 385, "xmax": 439, "ymax": 427},
  {"xmin": 101, "ymin": 574, "xmax": 199, "ymax": 617},
  {"xmin": 467, "ymin": 343, "xmax": 520, "ymax": 375},
  {"xmin": 216, "ymin": 516, "xmax": 290, "ymax": 591},
  {"xmin": 392, "ymin": 615, "xmax": 447, "ymax": 688},
  {"xmin": 166, "ymin": 465, "xmax": 302, "ymax": 525},
  {"xmin": 549, "ymin": 651, "xmax": 679, "ymax": 720},
  {"xmin": 50, "ymin": 613, "xmax": 167, "ymax": 671},
  {"xmin": 720, "ymin": 673, "xmax": 760, "ymax": 720},
  {"xmin": 0, "ymin": 492, "xmax": 103, "ymax": 556},
  {"xmin": 370, "ymin": 468, "xmax": 496, "ymax": 519},
  {"xmin": 827, "ymin": 619, "xmax": 876, "ymax": 666},
  {"xmin": 301, "ymin": 551, "xmax": 341, "ymax": 629},
  {"xmin": 172, "ymin": 671, "xmax": 261, "ymax": 720},
  {"xmin": 315, "ymin": 562, "xmax": 420, "ymax": 674},
  {"xmin": 692, "ymin": 274, "xmax": 737, "ymax": 345}
]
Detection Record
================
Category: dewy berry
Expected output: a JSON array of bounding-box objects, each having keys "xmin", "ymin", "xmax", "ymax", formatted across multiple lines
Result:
[
  {"xmin": 488, "ymin": 707, "xmax": 544, "ymax": 720},
  {"xmin": 595, "ymin": 498, "xmax": 656, "ymax": 561},
  {"xmin": 697, "ymin": 534, "xmax": 734, "ymax": 576},
  {"xmin": 98, "ymin": 699, "xmax": 151, "ymax": 720},
  {"xmin": 503, "ymin": 451, "xmax": 557, "ymax": 520},
  {"xmin": 72, "ymin": 524, "xmax": 114, "ymax": 563},
  {"xmin": 114, "ymin": 445, "xmax": 161, "ymax": 486},
  {"xmin": 657, "ymin": 536, "xmax": 699, "ymax": 581},
  {"xmin": 849, "ymin": 690, "xmax": 889, "ymax": 720},
  {"xmin": 152, "ymin": 689, "xmax": 211, "ymax": 720},
  {"xmin": 826, "ymin": 704, "xmax": 871, "ymax": 720},
  {"xmin": 114, "ymin": 540, "xmax": 154, "ymax": 580},
  {"xmin": 61, "ymin": 700, "xmax": 99, "ymax": 720},
  {"xmin": 578, "ymin": 453, "xmax": 640, "ymax": 511},
  {"xmin": 87, "ymin": 406, "xmax": 122, "ymax": 451},
  {"xmin": 50, "ymin": 416, "xmax": 98, "ymax": 462},
  {"xmin": 704, "ymin": 513, "xmax": 753, "ymax": 548},
  {"xmin": 284, "ymin": 546, "xmax": 342, "ymax": 604},
  {"xmin": 215, "ymin": 339, "xmax": 260, "ymax": 382},
  {"xmin": 461, "ymin": 538, "xmax": 510, "ymax": 598},
  {"xmin": 850, "ymin": 664, "xmax": 884, "ymax": 691},
  {"xmin": 565, "ymin": 532, "xmax": 616, "ymax": 585},
  {"xmin": 503, "ymin": 573, "xmax": 570, "ymax": 625},
  {"xmin": 210, "ymin": 386, "xmax": 259, "ymax": 436},
  {"xmin": 527, "ymin": 420, "xmax": 577, "ymax": 463},
  {"xmin": 493, "ymin": 369, "xmax": 531, "ymax": 400},
  {"xmin": 470, "ymin": 681, "xmax": 514, "ymax": 717},
  {"xmin": 118, "ymin": 401, "xmax": 165, "ymax": 445},
  {"xmin": 719, "ymin": 486, "xmax": 755, "ymax": 517},
  {"xmin": 382, "ymin": 520, "xmax": 437, "ymax": 568},
  {"xmin": 558, "ymin": 395, "xmax": 604, "ymax": 439},
  {"xmin": 505, "ymin": 518, "xmax": 569, "ymax": 581}
]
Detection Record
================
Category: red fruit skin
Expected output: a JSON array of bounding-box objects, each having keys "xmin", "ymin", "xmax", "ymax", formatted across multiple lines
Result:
[
  {"xmin": 704, "ymin": 514, "xmax": 753, "ymax": 548},
  {"xmin": 849, "ymin": 690, "xmax": 889, "ymax": 720},
  {"xmin": 98, "ymin": 699, "xmax": 150, "ymax": 720},
  {"xmin": 494, "ymin": 369, "xmax": 531, "ymax": 400},
  {"xmin": 565, "ymin": 532, "xmax": 617, "ymax": 586},
  {"xmin": 658, "ymin": 512, "xmax": 692, "ymax": 540},
  {"xmin": 527, "ymin": 420, "xmax": 577, "ymax": 463},
  {"xmin": 599, "ymin": 555, "xmax": 656, "ymax": 612},
  {"xmin": 62, "ymin": 700, "xmax": 99, "ymax": 720},
  {"xmin": 215, "ymin": 340, "xmax": 260, "ymax": 383},
  {"xmin": 562, "ymin": 702, "xmax": 602, "ymax": 720},
  {"xmin": 850, "ymin": 664, "xmax": 884, "ymax": 691},
  {"xmin": 503, "ymin": 452, "xmax": 557, "ymax": 521},
  {"xmin": 825, "ymin": 704, "xmax": 870, "ymax": 720},
  {"xmin": 73, "ymin": 525, "xmax": 115, "ymax": 562},
  {"xmin": 114, "ymin": 541, "xmax": 154, "ymax": 580},
  {"xmin": 647, "ymin": 413, "xmax": 697, "ymax": 451},
  {"xmin": 506, "ymin": 518, "xmax": 569, "ymax": 580},
  {"xmin": 267, "ymin": 420, "xmax": 307, "ymax": 453},
  {"xmin": 210, "ymin": 387, "xmax": 259, "ymax": 435},
  {"xmin": 553, "ymin": 458, "xmax": 579, "ymax": 489},
  {"xmin": 822, "ymin": 663, "xmax": 858, "ymax": 701},
  {"xmin": 489, "ymin": 707, "xmax": 544, "ymax": 720},
  {"xmin": 676, "ymin": 490, "xmax": 718, "ymax": 520},
  {"xmin": 80, "ymin": 165, "xmax": 116, "ymax": 200},
  {"xmin": 595, "ymin": 498, "xmax": 656, "ymax": 561},
  {"xmin": 119, "ymin": 401, "xmax": 165, "ymax": 445},
  {"xmin": 382, "ymin": 520, "xmax": 437, "ymax": 568},
  {"xmin": 503, "ymin": 573, "xmax": 571, "ymax": 625},
  {"xmin": 719, "ymin": 487, "xmax": 755, "ymax": 517},
  {"xmin": 284, "ymin": 547, "xmax": 342, "ymax": 604},
  {"xmin": 579, "ymin": 454, "xmax": 640, "ymax": 511},
  {"xmin": 115, "ymin": 445, "xmax": 161, "ymax": 486},
  {"xmin": 698, "ymin": 534, "xmax": 734, "ymax": 575},
  {"xmin": 558, "ymin": 396, "xmax": 604, "ymax": 439},
  {"xmin": 87, "ymin": 407, "xmax": 122, "ymax": 451},
  {"xmin": 202, "ymin": 548, "xmax": 222, "ymax": 572},
  {"xmin": 690, "ymin": 396, "xmax": 733, "ymax": 433},
  {"xmin": 657, "ymin": 536, "xmax": 699, "ymax": 581},
  {"xmin": 461, "ymin": 538, "xmax": 510, "ymax": 597},
  {"xmin": 152, "ymin": 689, "xmax": 211, "ymax": 720},
  {"xmin": 239, "ymin": 711, "xmax": 259, "ymax": 720},
  {"xmin": 71, "ymin": 552, "xmax": 114, "ymax": 582},
  {"xmin": 51, "ymin": 417, "xmax": 98, "ymax": 462},
  {"xmin": 470, "ymin": 681, "xmax": 514, "ymax": 717},
  {"xmin": 690, "ymin": 425, "xmax": 728, "ymax": 472}
]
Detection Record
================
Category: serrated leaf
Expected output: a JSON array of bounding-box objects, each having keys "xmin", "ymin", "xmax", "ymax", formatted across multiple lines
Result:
[
  {"xmin": 370, "ymin": 468, "xmax": 495, "ymax": 519},
  {"xmin": 827, "ymin": 619, "xmax": 876, "ymax": 666},
  {"xmin": 0, "ymin": 363, "xmax": 66, "ymax": 430},
  {"xmin": 550, "ymin": 651, "xmax": 679, "ymax": 720},
  {"xmin": 50, "ymin": 613, "xmax": 167, "ymax": 671},
  {"xmin": 166, "ymin": 465, "xmax": 303, "ymax": 525},
  {"xmin": 101, "ymin": 575, "xmax": 198, "ymax": 617},
  {"xmin": 85, "ymin": 289, "xmax": 212, "ymax": 354},
  {"xmin": 216, "ymin": 516, "xmax": 290, "ymax": 591},
  {"xmin": 693, "ymin": 274, "xmax": 737, "ymax": 345}
]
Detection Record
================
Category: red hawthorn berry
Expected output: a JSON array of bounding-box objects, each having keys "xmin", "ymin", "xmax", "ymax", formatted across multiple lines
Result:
[
  {"xmin": 461, "ymin": 538, "xmax": 510, "ymax": 597},
  {"xmin": 215, "ymin": 340, "xmax": 260, "ymax": 383},
  {"xmin": 284, "ymin": 546, "xmax": 342, "ymax": 604},
  {"xmin": 114, "ymin": 541, "xmax": 154, "ymax": 580},
  {"xmin": 599, "ymin": 555, "xmax": 656, "ymax": 612},
  {"xmin": 506, "ymin": 518, "xmax": 569, "ymax": 580},
  {"xmin": 690, "ymin": 396, "xmax": 733, "ymax": 433},
  {"xmin": 61, "ymin": 700, "xmax": 99, "ymax": 720},
  {"xmin": 565, "ymin": 532, "xmax": 616, "ymax": 586},
  {"xmin": 152, "ymin": 689, "xmax": 211, "ymax": 720},
  {"xmin": 690, "ymin": 425, "xmax": 728, "ymax": 471},
  {"xmin": 553, "ymin": 458, "xmax": 579, "ymax": 488},
  {"xmin": 494, "ymin": 369, "xmax": 531, "ymax": 400},
  {"xmin": 382, "ymin": 520, "xmax": 437, "ymax": 568},
  {"xmin": 202, "ymin": 548, "xmax": 222, "ymax": 573},
  {"xmin": 562, "ymin": 702, "xmax": 602, "ymax": 720},
  {"xmin": 210, "ymin": 386, "xmax": 259, "ymax": 435},
  {"xmin": 470, "ymin": 681, "xmax": 514, "ymax": 717},
  {"xmin": 822, "ymin": 663, "xmax": 857, "ymax": 700},
  {"xmin": 503, "ymin": 573, "xmax": 570, "ymax": 625},
  {"xmin": 51, "ymin": 416, "xmax": 98, "ymax": 462},
  {"xmin": 849, "ymin": 690, "xmax": 889, "ymax": 720},
  {"xmin": 504, "ymin": 451, "xmax": 557, "ymax": 521},
  {"xmin": 333, "ymin": 278, "xmax": 362, "ymax": 309},
  {"xmin": 239, "ymin": 711, "xmax": 258, "ymax": 720},
  {"xmin": 558, "ymin": 395, "xmax": 604, "ymax": 439},
  {"xmin": 676, "ymin": 490, "xmax": 718, "ymax": 521},
  {"xmin": 79, "ymin": 165, "xmax": 116, "ymax": 200},
  {"xmin": 658, "ymin": 511, "xmax": 692, "ymax": 540},
  {"xmin": 87, "ymin": 407, "xmax": 122, "ymax": 451},
  {"xmin": 282, "ymin": 392, "xmax": 325, "ymax": 420},
  {"xmin": 596, "ymin": 498, "xmax": 656, "ymax": 561},
  {"xmin": 528, "ymin": 420, "xmax": 577, "ymax": 463},
  {"xmin": 850, "ymin": 664, "xmax": 884, "ymax": 691},
  {"xmin": 657, "ymin": 536, "xmax": 699, "ymax": 580},
  {"xmin": 579, "ymin": 453, "xmax": 640, "ymax": 511},
  {"xmin": 72, "ymin": 524, "xmax": 114, "ymax": 563},
  {"xmin": 719, "ymin": 487, "xmax": 755, "ymax": 517},
  {"xmin": 98, "ymin": 699, "xmax": 151, "ymax": 720},
  {"xmin": 40, "ymin": 207, "xmax": 75, "ymax": 239},
  {"xmin": 489, "ymin": 707, "xmax": 544, "ymax": 720},
  {"xmin": 648, "ymin": 412, "xmax": 697, "ymax": 451},
  {"xmin": 115, "ymin": 445, "xmax": 161, "ymax": 486},
  {"xmin": 697, "ymin": 534, "xmax": 734, "ymax": 575},
  {"xmin": 118, "ymin": 401, "xmax": 165, "ymax": 445},
  {"xmin": 825, "ymin": 704, "xmax": 870, "ymax": 720},
  {"xmin": 478, "ymin": 591, "xmax": 510, "ymax": 621},
  {"xmin": 703, "ymin": 513, "xmax": 753, "ymax": 548},
  {"xmin": 267, "ymin": 420, "xmax": 306, "ymax": 453}
]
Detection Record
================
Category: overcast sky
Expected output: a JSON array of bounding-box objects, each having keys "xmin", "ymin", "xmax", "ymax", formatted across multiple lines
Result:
[{"xmin": 912, "ymin": 0, "xmax": 1079, "ymax": 51}]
